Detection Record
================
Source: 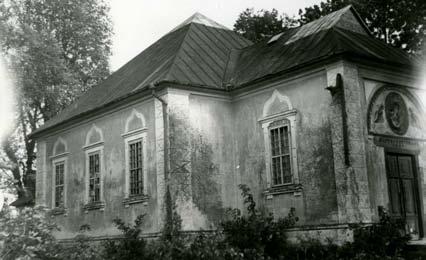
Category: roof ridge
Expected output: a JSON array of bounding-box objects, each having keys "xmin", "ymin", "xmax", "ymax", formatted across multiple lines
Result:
[{"xmin": 170, "ymin": 12, "xmax": 230, "ymax": 33}]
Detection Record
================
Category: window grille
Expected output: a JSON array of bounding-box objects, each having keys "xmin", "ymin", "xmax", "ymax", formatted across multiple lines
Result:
[
  {"xmin": 54, "ymin": 162, "xmax": 65, "ymax": 207},
  {"xmin": 129, "ymin": 140, "xmax": 143, "ymax": 195},
  {"xmin": 270, "ymin": 125, "xmax": 291, "ymax": 185},
  {"xmin": 89, "ymin": 153, "xmax": 100, "ymax": 202}
]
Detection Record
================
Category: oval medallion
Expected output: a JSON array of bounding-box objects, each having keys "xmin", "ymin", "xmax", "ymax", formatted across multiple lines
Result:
[{"xmin": 385, "ymin": 92, "xmax": 409, "ymax": 135}]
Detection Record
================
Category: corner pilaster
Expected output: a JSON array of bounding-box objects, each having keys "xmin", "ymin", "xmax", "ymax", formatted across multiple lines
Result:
[
  {"xmin": 35, "ymin": 141, "xmax": 47, "ymax": 206},
  {"xmin": 327, "ymin": 61, "xmax": 372, "ymax": 224}
]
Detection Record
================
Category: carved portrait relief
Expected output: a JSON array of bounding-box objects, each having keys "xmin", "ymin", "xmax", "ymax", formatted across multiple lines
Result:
[
  {"xmin": 367, "ymin": 85, "xmax": 425, "ymax": 139},
  {"xmin": 384, "ymin": 92, "xmax": 409, "ymax": 135}
]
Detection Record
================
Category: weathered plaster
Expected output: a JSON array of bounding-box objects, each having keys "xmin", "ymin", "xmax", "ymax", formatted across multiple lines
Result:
[
  {"xmin": 34, "ymin": 58, "xmax": 426, "ymax": 241},
  {"xmin": 326, "ymin": 61, "xmax": 372, "ymax": 224},
  {"xmin": 37, "ymin": 99, "xmax": 159, "ymax": 239}
]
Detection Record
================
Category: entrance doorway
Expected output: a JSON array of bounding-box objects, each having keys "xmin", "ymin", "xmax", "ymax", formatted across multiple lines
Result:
[{"xmin": 385, "ymin": 153, "xmax": 423, "ymax": 239}]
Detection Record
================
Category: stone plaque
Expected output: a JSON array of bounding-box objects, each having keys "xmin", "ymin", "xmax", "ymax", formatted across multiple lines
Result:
[{"xmin": 373, "ymin": 136, "xmax": 420, "ymax": 151}]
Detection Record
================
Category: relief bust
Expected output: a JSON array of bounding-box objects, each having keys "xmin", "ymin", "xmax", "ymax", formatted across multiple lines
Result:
[
  {"xmin": 385, "ymin": 92, "xmax": 408, "ymax": 135},
  {"xmin": 367, "ymin": 85, "xmax": 425, "ymax": 140}
]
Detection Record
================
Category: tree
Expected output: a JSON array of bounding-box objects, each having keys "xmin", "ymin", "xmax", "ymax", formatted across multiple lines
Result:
[
  {"xmin": 0, "ymin": 0, "xmax": 113, "ymax": 205},
  {"xmin": 298, "ymin": 0, "xmax": 426, "ymax": 55},
  {"xmin": 233, "ymin": 8, "xmax": 297, "ymax": 43}
]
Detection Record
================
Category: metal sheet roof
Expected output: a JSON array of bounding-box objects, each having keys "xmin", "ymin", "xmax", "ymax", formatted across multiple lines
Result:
[
  {"xmin": 33, "ymin": 20, "xmax": 251, "ymax": 135},
  {"xmin": 226, "ymin": 26, "xmax": 417, "ymax": 88},
  {"xmin": 32, "ymin": 7, "xmax": 418, "ymax": 137}
]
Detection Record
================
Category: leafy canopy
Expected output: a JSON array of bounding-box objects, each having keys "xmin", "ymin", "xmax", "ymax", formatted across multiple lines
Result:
[
  {"xmin": 0, "ymin": 0, "xmax": 112, "ymax": 203},
  {"xmin": 233, "ymin": 8, "xmax": 297, "ymax": 43},
  {"xmin": 0, "ymin": 0, "xmax": 112, "ymax": 121}
]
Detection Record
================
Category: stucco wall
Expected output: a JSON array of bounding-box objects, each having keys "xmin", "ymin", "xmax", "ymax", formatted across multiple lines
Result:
[
  {"xmin": 180, "ymin": 71, "xmax": 338, "ymax": 228},
  {"xmin": 34, "ymin": 61, "xmax": 426, "ymax": 240},
  {"xmin": 231, "ymin": 72, "xmax": 338, "ymax": 226},
  {"xmin": 36, "ymin": 98, "xmax": 159, "ymax": 239},
  {"xmin": 188, "ymin": 94, "xmax": 235, "ymax": 226}
]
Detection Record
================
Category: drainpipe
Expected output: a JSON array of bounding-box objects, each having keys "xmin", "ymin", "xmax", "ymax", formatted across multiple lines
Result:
[
  {"xmin": 149, "ymin": 83, "xmax": 169, "ymax": 179},
  {"xmin": 326, "ymin": 73, "xmax": 350, "ymax": 166},
  {"xmin": 149, "ymin": 82, "xmax": 173, "ymax": 236}
]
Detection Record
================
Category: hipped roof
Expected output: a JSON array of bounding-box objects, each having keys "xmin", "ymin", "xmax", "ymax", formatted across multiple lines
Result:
[{"xmin": 31, "ymin": 6, "xmax": 419, "ymax": 137}]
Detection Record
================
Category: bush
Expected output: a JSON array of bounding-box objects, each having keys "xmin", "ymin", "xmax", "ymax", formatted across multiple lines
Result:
[
  {"xmin": 220, "ymin": 184, "xmax": 298, "ymax": 259},
  {"xmin": 0, "ymin": 206, "xmax": 62, "ymax": 260},
  {"xmin": 346, "ymin": 208, "xmax": 410, "ymax": 259},
  {"xmin": 101, "ymin": 215, "xmax": 150, "ymax": 260},
  {"xmin": 0, "ymin": 186, "xmax": 411, "ymax": 260},
  {"xmin": 58, "ymin": 224, "xmax": 101, "ymax": 260}
]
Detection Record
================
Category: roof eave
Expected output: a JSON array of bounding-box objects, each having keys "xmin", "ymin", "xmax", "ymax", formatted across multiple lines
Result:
[
  {"xmin": 29, "ymin": 85, "xmax": 154, "ymax": 139},
  {"xmin": 231, "ymin": 51, "xmax": 417, "ymax": 91},
  {"xmin": 28, "ymin": 79, "xmax": 227, "ymax": 139}
]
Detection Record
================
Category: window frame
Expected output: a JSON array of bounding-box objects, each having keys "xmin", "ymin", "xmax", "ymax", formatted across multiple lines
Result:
[
  {"xmin": 128, "ymin": 138, "xmax": 144, "ymax": 196},
  {"xmin": 260, "ymin": 110, "xmax": 299, "ymax": 191},
  {"xmin": 269, "ymin": 123, "xmax": 292, "ymax": 186},
  {"xmin": 88, "ymin": 151, "xmax": 101, "ymax": 203},
  {"xmin": 51, "ymin": 156, "xmax": 67, "ymax": 209},
  {"xmin": 123, "ymin": 130, "xmax": 148, "ymax": 201},
  {"xmin": 84, "ymin": 144, "xmax": 105, "ymax": 207}
]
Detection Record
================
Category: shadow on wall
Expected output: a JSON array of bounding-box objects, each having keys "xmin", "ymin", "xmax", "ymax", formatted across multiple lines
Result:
[
  {"xmin": 191, "ymin": 133, "xmax": 223, "ymax": 225},
  {"xmin": 299, "ymin": 122, "xmax": 338, "ymax": 224}
]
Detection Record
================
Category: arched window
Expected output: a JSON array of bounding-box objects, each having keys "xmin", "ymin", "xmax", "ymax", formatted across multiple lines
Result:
[
  {"xmin": 122, "ymin": 109, "xmax": 148, "ymax": 206},
  {"xmin": 122, "ymin": 109, "xmax": 147, "ymax": 206},
  {"xmin": 51, "ymin": 137, "xmax": 69, "ymax": 213},
  {"xmin": 260, "ymin": 90, "xmax": 300, "ymax": 195},
  {"xmin": 83, "ymin": 124, "xmax": 105, "ymax": 211}
]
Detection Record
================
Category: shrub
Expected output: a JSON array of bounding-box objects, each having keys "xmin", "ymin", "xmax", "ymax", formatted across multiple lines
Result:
[
  {"xmin": 347, "ymin": 208, "xmax": 410, "ymax": 259},
  {"xmin": 1, "ymin": 187, "xmax": 411, "ymax": 260},
  {"xmin": 0, "ymin": 205, "xmax": 62, "ymax": 260},
  {"xmin": 102, "ymin": 215, "xmax": 151, "ymax": 260},
  {"xmin": 220, "ymin": 184, "xmax": 298, "ymax": 259},
  {"xmin": 58, "ymin": 224, "xmax": 101, "ymax": 260}
]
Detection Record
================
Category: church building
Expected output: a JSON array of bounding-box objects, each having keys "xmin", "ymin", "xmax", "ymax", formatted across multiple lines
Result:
[{"xmin": 30, "ymin": 6, "xmax": 426, "ymax": 241}]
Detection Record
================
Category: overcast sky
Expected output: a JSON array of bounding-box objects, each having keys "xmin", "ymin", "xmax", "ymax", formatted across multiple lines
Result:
[{"xmin": 109, "ymin": 0, "xmax": 322, "ymax": 71}]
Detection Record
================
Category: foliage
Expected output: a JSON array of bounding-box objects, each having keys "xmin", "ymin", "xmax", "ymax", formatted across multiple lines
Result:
[
  {"xmin": 57, "ymin": 224, "xmax": 102, "ymax": 260},
  {"xmin": 220, "ymin": 184, "xmax": 298, "ymax": 259},
  {"xmin": 0, "ymin": 206, "xmax": 103, "ymax": 260},
  {"xmin": 298, "ymin": 0, "xmax": 426, "ymax": 55},
  {"xmin": 347, "ymin": 208, "xmax": 411, "ymax": 258},
  {"xmin": 102, "ymin": 215, "xmax": 150, "ymax": 260},
  {"xmin": 233, "ymin": 8, "xmax": 297, "ymax": 43},
  {"xmin": 0, "ymin": 0, "xmax": 113, "ymax": 202},
  {"xmin": 0, "ymin": 187, "xmax": 412, "ymax": 260},
  {"xmin": 0, "ymin": 205, "xmax": 61, "ymax": 260},
  {"xmin": 282, "ymin": 209, "xmax": 411, "ymax": 260}
]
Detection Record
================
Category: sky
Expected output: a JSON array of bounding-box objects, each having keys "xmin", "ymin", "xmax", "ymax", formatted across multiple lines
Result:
[{"xmin": 109, "ymin": 0, "xmax": 322, "ymax": 71}]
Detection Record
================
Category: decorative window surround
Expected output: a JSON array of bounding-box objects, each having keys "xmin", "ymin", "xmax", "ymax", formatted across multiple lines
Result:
[
  {"xmin": 259, "ymin": 109, "xmax": 300, "ymax": 197},
  {"xmin": 51, "ymin": 156, "xmax": 68, "ymax": 215},
  {"xmin": 49, "ymin": 152, "xmax": 70, "ymax": 161},
  {"xmin": 52, "ymin": 137, "xmax": 68, "ymax": 157},
  {"xmin": 83, "ymin": 134, "xmax": 105, "ymax": 212},
  {"xmin": 122, "ymin": 130, "xmax": 148, "ymax": 207},
  {"xmin": 121, "ymin": 128, "xmax": 147, "ymax": 139},
  {"xmin": 263, "ymin": 183, "xmax": 303, "ymax": 200},
  {"xmin": 122, "ymin": 109, "xmax": 148, "ymax": 207},
  {"xmin": 122, "ymin": 195, "xmax": 149, "ymax": 206},
  {"xmin": 124, "ymin": 109, "xmax": 146, "ymax": 133},
  {"xmin": 82, "ymin": 141, "xmax": 104, "ymax": 151},
  {"xmin": 50, "ymin": 137, "xmax": 69, "ymax": 215}
]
